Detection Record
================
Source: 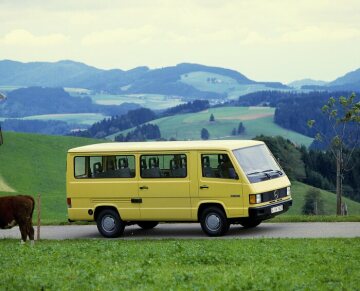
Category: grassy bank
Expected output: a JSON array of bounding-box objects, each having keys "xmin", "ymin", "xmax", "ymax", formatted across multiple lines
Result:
[{"xmin": 0, "ymin": 238, "xmax": 359, "ymax": 290}]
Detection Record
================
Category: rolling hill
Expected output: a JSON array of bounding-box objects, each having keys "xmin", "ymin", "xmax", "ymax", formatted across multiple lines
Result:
[
  {"xmin": 108, "ymin": 107, "xmax": 314, "ymax": 147},
  {"xmin": 0, "ymin": 60, "xmax": 289, "ymax": 99}
]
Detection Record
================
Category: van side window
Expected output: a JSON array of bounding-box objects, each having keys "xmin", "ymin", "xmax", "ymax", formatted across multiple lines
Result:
[
  {"xmin": 201, "ymin": 154, "xmax": 237, "ymax": 179},
  {"xmin": 141, "ymin": 154, "xmax": 187, "ymax": 178},
  {"xmin": 74, "ymin": 155, "xmax": 135, "ymax": 179}
]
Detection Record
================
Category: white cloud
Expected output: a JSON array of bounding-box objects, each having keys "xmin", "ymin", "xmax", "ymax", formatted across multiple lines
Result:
[
  {"xmin": 0, "ymin": 29, "xmax": 68, "ymax": 46},
  {"xmin": 81, "ymin": 26, "xmax": 158, "ymax": 46},
  {"xmin": 0, "ymin": 0, "xmax": 360, "ymax": 82},
  {"xmin": 280, "ymin": 26, "xmax": 360, "ymax": 43}
]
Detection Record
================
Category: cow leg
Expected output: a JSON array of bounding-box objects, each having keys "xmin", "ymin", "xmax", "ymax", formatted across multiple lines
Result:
[
  {"xmin": 19, "ymin": 223, "xmax": 27, "ymax": 243},
  {"xmin": 27, "ymin": 220, "xmax": 35, "ymax": 246}
]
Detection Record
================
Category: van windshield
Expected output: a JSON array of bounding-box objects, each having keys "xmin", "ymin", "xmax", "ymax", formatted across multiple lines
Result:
[{"xmin": 233, "ymin": 144, "xmax": 284, "ymax": 183}]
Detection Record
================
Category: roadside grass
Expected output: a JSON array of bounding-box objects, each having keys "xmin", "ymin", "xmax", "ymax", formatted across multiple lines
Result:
[
  {"xmin": 107, "ymin": 107, "xmax": 313, "ymax": 147},
  {"xmin": 288, "ymin": 181, "xmax": 360, "ymax": 215},
  {"xmin": 0, "ymin": 238, "xmax": 359, "ymax": 290}
]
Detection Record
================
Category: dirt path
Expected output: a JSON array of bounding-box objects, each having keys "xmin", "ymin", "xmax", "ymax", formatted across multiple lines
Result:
[{"xmin": 217, "ymin": 112, "xmax": 273, "ymax": 121}]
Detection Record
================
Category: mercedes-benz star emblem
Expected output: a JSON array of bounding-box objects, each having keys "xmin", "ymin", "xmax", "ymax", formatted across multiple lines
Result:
[{"xmin": 274, "ymin": 190, "xmax": 279, "ymax": 199}]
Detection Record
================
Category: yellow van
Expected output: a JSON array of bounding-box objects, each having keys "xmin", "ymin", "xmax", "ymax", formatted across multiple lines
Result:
[{"xmin": 66, "ymin": 140, "xmax": 292, "ymax": 237}]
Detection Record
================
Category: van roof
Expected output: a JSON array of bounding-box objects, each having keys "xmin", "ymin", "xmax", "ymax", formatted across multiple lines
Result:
[{"xmin": 68, "ymin": 140, "xmax": 264, "ymax": 153}]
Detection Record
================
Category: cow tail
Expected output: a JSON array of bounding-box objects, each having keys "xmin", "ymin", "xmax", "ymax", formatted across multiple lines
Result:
[{"xmin": 29, "ymin": 195, "xmax": 35, "ymax": 218}]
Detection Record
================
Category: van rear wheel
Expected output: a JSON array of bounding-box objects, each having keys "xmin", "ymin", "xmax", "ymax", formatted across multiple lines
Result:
[
  {"xmin": 96, "ymin": 209, "xmax": 125, "ymax": 238},
  {"xmin": 137, "ymin": 221, "xmax": 159, "ymax": 230},
  {"xmin": 200, "ymin": 207, "xmax": 229, "ymax": 236}
]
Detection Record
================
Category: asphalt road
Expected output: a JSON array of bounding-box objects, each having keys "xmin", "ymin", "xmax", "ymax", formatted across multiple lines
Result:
[{"xmin": 1, "ymin": 222, "xmax": 360, "ymax": 240}]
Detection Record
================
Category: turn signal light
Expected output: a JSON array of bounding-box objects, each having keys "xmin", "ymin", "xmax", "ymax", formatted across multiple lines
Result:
[{"xmin": 249, "ymin": 194, "xmax": 262, "ymax": 204}]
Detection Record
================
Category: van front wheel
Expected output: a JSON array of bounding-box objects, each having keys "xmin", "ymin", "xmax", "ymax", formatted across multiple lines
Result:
[
  {"xmin": 200, "ymin": 207, "xmax": 229, "ymax": 236},
  {"xmin": 137, "ymin": 221, "xmax": 159, "ymax": 230},
  {"xmin": 96, "ymin": 209, "xmax": 125, "ymax": 238}
]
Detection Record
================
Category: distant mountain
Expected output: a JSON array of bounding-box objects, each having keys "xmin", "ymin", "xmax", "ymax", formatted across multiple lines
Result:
[
  {"xmin": 288, "ymin": 78, "xmax": 328, "ymax": 89},
  {"xmin": 0, "ymin": 60, "xmax": 289, "ymax": 99},
  {"xmin": 0, "ymin": 60, "xmax": 149, "ymax": 93},
  {"xmin": 300, "ymin": 68, "xmax": 360, "ymax": 91},
  {"xmin": 318, "ymin": 68, "xmax": 360, "ymax": 91}
]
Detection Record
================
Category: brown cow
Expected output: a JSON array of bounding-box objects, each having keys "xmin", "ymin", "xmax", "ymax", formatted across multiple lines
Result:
[{"xmin": 0, "ymin": 195, "xmax": 35, "ymax": 244}]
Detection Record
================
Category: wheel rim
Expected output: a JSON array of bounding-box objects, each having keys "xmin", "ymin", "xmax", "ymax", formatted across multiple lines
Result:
[
  {"xmin": 102, "ymin": 215, "xmax": 116, "ymax": 233},
  {"xmin": 206, "ymin": 213, "xmax": 221, "ymax": 231}
]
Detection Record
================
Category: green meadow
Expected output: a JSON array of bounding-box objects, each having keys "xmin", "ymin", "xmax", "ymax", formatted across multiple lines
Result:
[
  {"xmin": 108, "ymin": 107, "xmax": 313, "ymax": 147},
  {"xmin": 0, "ymin": 132, "xmax": 359, "ymax": 223},
  {"xmin": 0, "ymin": 238, "xmax": 359, "ymax": 290}
]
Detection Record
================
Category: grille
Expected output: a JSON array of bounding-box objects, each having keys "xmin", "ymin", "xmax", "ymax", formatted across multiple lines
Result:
[{"xmin": 261, "ymin": 187, "xmax": 287, "ymax": 202}]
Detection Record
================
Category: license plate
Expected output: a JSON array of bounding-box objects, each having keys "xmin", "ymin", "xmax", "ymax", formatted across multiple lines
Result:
[{"xmin": 271, "ymin": 205, "xmax": 283, "ymax": 214}]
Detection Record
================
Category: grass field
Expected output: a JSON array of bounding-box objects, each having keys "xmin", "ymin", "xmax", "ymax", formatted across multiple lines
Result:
[
  {"xmin": 0, "ymin": 238, "xmax": 359, "ymax": 290},
  {"xmin": 108, "ymin": 107, "xmax": 313, "ymax": 147},
  {"xmin": 90, "ymin": 93, "xmax": 184, "ymax": 109},
  {"xmin": 0, "ymin": 131, "xmax": 359, "ymax": 223}
]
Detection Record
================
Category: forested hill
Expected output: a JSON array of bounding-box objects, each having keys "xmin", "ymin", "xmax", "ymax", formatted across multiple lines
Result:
[
  {"xmin": 0, "ymin": 87, "xmax": 139, "ymax": 117},
  {"xmin": 273, "ymin": 92, "xmax": 359, "ymax": 140}
]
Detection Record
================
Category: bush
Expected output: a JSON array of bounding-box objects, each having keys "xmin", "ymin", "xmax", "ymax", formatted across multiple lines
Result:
[{"xmin": 302, "ymin": 188, "xmax": 324, "ymax": 215}]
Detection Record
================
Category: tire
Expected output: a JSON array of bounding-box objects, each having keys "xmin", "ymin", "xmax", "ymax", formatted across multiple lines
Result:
[
  {"xmin": 96, "ymin": 209, "xmax": 125, "ymax": 238},
  {"xmin": 240, "ymin": 219, "xmax": 262, "ymax": 229},
  {"xmin": 200, "ymin": 206, "xmax": 229, "ymax": 236},
  {"xmin": 137, "ymin": 221, "xmax": 159, "ymax": 230}
]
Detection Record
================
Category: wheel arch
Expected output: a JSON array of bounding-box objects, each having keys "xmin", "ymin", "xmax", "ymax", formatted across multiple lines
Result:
[
  {"xmin": 94, "ymin": 205, "xmax": 119, "ymax": 222},
  {"xmin": 197, "ymin": 201, "xmax": 228, "ymax": 221}
]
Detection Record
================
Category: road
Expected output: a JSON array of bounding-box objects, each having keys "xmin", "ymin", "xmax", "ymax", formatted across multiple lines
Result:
[{"xmin": 1, "ymin": 222, "xmax": 360, "ymax": 240}]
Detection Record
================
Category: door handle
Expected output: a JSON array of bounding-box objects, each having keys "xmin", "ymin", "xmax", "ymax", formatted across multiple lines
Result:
[
  {"xmin": 131, "ymin": 198, "xmax": 142, "ymax": 203},
  {"xmin": 139, "ymin": 186, "xmax": 149, "ymax": 190},
  {"xmin": 200, "ymin": 185, "xmax": 209, "ymax": 189}
]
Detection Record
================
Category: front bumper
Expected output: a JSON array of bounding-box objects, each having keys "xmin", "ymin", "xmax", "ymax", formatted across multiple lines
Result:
[{"xmin": 248, "ymin": 199, "xmax": 292, "ymax": 220}]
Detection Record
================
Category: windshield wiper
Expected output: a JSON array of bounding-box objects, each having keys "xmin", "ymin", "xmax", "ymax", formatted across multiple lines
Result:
[
  {"xmin": 262, "ymin": 169, "xmax": 283, "ymax": 176},
  {"xmin": 247, "ymin": 171, "xmax": 261, "ymax": 175}
]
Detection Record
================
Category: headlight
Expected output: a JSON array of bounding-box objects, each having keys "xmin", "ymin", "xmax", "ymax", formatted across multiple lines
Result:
[
  {"xmin": 250, "ymin": 194, "xmax": 262, "ymax": 204},
  {"xmin": 287, "ymin": 187, "xmax": 291, "ymax": 196}
]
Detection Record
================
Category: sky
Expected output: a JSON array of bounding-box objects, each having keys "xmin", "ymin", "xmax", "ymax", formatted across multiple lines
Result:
[{"xmin": 0, "ymin": 0, "xmax": 360, "ymax": 83}]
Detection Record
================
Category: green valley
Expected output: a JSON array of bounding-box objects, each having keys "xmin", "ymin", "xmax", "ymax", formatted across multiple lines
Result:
[{"xmin": 108, "ymin": 107, "xmax": 314, "ymax": 147}]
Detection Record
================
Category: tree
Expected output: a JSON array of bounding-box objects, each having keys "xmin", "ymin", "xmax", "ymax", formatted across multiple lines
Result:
[
  {"xmin": 237, "ymin": 122, "xmax": 245, "ymax": 134},
  {"xmin": 209, "ymin": 114, "xmax": 215, "ymax": 122},
  {"xmin": 302, "ymin": 188, "xmax": 324, "ymax": 215},
  {"xmin": 0, "ymin": 124, "xmax": 3, "ymax": 145},
  {"xmin": 308, "ymin": 93, "xmax": 360, "ymax": 215},
  {"xmin": 201, "ymin": 128, "xmax": 210, "ymax": 140}
]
